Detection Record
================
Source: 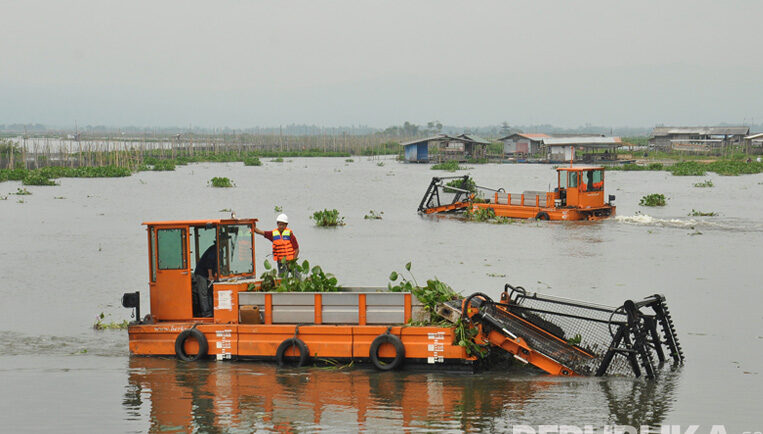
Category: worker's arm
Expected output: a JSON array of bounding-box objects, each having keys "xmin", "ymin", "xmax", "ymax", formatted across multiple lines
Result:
[
  {"xmin": 291, "ymin": 235, "xmax": 300, "ymax": 259},
  {"xmin": 253, "ymin": 224, "xmax": 264, "ymax": 235}
]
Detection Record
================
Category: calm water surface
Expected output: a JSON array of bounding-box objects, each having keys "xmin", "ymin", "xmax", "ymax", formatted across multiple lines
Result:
[{"xmin": 1, "ymin": 158, "xmax": 761, "ymax": 432}]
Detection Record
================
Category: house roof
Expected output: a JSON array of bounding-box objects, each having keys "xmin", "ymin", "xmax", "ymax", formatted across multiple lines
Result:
[
  {"xmin": 457, "ymin": 134, "xmax": 491, "ymax": 145},
  {"xmin": 543, "ymin": 136, "xmax": 622, "ymax": 146},
  {"xmin": 400, "ymin": 135, "xmax": 448, "ymax": 147},
  {"xmin": 498, "ymin": 133, "xmax": 550, "ymax": 141},
  {"xmin": 401, "ymin": 134, "xmax": 491, "ymax": 147},
  {"xmin": 651, "ymin": 126, "xmax": 750, "ymax": 137}
]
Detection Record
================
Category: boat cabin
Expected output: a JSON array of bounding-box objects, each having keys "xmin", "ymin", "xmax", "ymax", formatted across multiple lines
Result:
[
  {"xmin": 143, "ymin": 219, "xmax": 257, "ymax": 321},
  {"xmin": 556, "ymin": 167, "xmax": 609, "ymax": 209}
]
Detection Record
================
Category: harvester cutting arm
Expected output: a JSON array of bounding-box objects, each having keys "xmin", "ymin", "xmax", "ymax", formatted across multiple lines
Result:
[{"xmin": 418, "ymin": 175, "xmax": 474, "ymax": 214}]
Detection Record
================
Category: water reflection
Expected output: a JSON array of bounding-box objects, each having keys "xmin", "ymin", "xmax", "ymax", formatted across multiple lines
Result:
[{"xmin": 124, "ymin": 358, "xmax": 681, "ymax": 432}]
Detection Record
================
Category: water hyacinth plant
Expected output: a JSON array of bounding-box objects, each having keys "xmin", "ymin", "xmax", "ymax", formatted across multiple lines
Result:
[
  {"xmin": 431, "ymin": 160, "xmax": 462, "ymax": 172},
  {"xmin": 639, "ymin": 194, "xmax": 666, "ymax": 207},
  {"xmin": 209, "ymin": 177, "xmax": 234, "ymax": 188},
  {"xmin": 311, "ymin": 209, "xmax": 345, "ymax": 226}
]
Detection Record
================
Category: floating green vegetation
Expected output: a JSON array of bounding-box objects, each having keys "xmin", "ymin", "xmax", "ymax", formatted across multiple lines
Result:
[
  {"xmin": 345, "ymin": 158, "xmax": 354, "ymax": 163},
  {"xmin": 14, "ymin": 187, "xmax": 31, "ymax": 195},
  {"xmin": 364, "ymin": 210, "xmax": 383, "ymax": 220},
  {"xmin": 311, "ymin": 209, "xmax": 345, "ymax": 226},
  {"xmin": 487, "ymin": 273, "xmax": 507, "ymax": 278},
  {"xmin": 271, "ymin": 157, "xmax": 284, "ymax": 163},
  {"xmin": 667, "ymin": 161, "xmax": 707, "ymax": 176},
  {"xmin": 93, "ymin": 312, "xmax": 129, "ymax": 330},
  {"xmin": 639, "ymin": 193, "xmax": 666, "ymax": 207},
  {"xmin": 689, "ymin": 209, "xmax": 717, "ymax": 217},
  {"xmin": 243, "ymin": 156, "xmax": 262, "ymax": 166},
  {"xmin": 22, "ymin": 172, "xmax": 57, "ymax": 186},
  {"xmin": 608, "ymin": 162, "xmax": 664, "ymax": 171},
  {"xmin": 431, "ymin": 160, "xmax": 462, "ymax": 172},
  {"xmin": 693, "ymin": 179, "xmax": 714, "ymax": 188},
  {"xmin": 0, "ymin": 194, "xmax": 7, "ymax": 200},
  {"xmin": 209, "ymin": 177, "xmax": 234, "ymax": 188},
  {"xmin": 0, "ymin": 166, "xmax": 132, "ymax": 183},
  {"xmin": 54, "ymin": 196, "xmax": 66, "ymax": 199},
  {"xmin": 466, "ymin": 207, "xmax": 496, "ymax": 222},
  {"xmin": 151, "ymin": 160, "xmax": 176, "ymax": 171},
  {"xmin": 274, "ymin": 205, "xmax": 283, "ymax": 212},
  {"xmin": 258, "ymin": 259, "xmax": 341, "ymax": 293}
]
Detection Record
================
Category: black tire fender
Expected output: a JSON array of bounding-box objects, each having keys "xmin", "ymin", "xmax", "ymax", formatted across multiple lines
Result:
[
  {"xmin": 175, "ymin": 328, "xmax": 209, "ymax": 362},
  {"xmin": 276, "ymin": 338, "xmax": 310, "ymax": 367},
  {"xmin": 369, "ymin": 333, "xmax": 406, "ymax": 371},
  {"xmin": 535, "ymin": 211, "xmax": 550, "ymax": 220}
]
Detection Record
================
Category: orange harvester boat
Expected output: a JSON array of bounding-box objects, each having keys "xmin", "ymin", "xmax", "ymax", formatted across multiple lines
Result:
[
  {"xmin": 122, "ymin": 218, "xmax": 683, "ymax": 378},
  {"xmin": 418, "ymin": 166, "xmax": 616, "ymax": 221}
]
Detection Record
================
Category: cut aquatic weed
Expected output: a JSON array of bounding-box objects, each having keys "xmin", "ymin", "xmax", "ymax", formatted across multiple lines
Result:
[
  {"xmin": 639, "ymin": 193, "xmax": 666, "ymax": 207},
  {"xmin": 387, "ymin": 262, "xmax": 488, "ymax": 358},
  {"xmin": 93, "ymin": 312, "xmax": 129, "ymax": 330},
  {"xmin": 311, "ymin": 209, "xmax": 345, "ymax": 227},
  {"xmin": 444, "ymin": 177, "xmax": 477, "ymax": 193},
  {"xmin": 271, "ymin": 157, "xmax": 284, "ymax": 163},
  {"xmin": 209, "ymin": 177, "xmax": 234, "ymax": 188},
  {"xmin": 345, "ymin": 159, "xmax": 354, "ymax": 163},
  {"xmin": 689, "ymin": 209, "xmax": 717, "ymax": 217},
  {"xmin": 274, "ymin": 205, "xmax": 283, "ymax": 212},
  {"xmin": 376, "ymin": 162, "xmax": 385, "ymax": 167},
  {"xmin": 364, "ymin": 210, "xmax": 383, "ymax": 220},
  {"xmin": 694, "ymin": 179, "xmax": 714, "ymax": 188},
  {"xmin": 14, "ymin": 187, "xmax": 31, "ymax": 195},
  {"xmin": 257, "ymin": 259, "xmax": 341, "ymax": 293}
]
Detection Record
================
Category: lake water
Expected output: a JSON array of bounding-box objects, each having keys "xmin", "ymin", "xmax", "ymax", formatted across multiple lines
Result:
[{"xmin": 1, "ymin": 158, "xmax": 761, "ymax": 432}]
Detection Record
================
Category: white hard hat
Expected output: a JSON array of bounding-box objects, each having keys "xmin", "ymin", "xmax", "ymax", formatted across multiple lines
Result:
[{"xmin": 276, "ymin": 213, "xmax": 288, "ymax": 223}]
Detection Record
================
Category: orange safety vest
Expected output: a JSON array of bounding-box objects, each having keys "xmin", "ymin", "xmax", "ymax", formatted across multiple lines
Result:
[{"xmin": 272, "ymin": 228, "xmax": 295, "ymax": 261}]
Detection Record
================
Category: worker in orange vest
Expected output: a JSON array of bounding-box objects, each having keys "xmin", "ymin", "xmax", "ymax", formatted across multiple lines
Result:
[{"xmin": 254, "ymin": 213, "xmax": 300, "ymax": 276}]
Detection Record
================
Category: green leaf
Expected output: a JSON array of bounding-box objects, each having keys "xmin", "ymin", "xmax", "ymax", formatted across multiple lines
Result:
[
  {"xmin": 405, "ymin": 262, "xmax": 412, "ymax": 271},
  {"xmin": 389, "ymin": 271, "xmax": 398, "ymax": 281}
]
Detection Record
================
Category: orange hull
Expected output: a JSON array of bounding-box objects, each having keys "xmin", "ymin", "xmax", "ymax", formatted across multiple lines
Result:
[
  {"xmin": 472, "ymin": 203, "xmax": 616, "ymax": 221},
  {"xmin": 128, "ymin": 322, "xmax": 474, "ymax": 365}
]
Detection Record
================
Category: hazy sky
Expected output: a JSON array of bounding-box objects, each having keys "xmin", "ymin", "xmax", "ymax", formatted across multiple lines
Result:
[{"xmin": 2, "ymin": 0, "xmax": 761, "ymax": 128}]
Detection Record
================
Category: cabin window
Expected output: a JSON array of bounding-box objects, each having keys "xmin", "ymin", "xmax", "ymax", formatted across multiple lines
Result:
[
  {"xmin": 568, "ymin": 172, "xmax": 578, "ymax": 188},
  {"xmin": 218, "ymin": 224, "xmax": 254, "ymax": 277},
  {"xmin": 582, "ymin": 170, "xmax": 603, "ymax": 192},
  {"xmin": 192, "ymin": 226, "xmax": 216, "ymax": 271},
  {"xmin": 149, "ymin": 229, "xmax": 157, "ymax": 282},
  {"xmin": 157, "ymin": 228, "xmax": 187, "ymax": 270},
  {"xmin": 559, "ymin": 172, "xmax": 568, "ymax": 189}
]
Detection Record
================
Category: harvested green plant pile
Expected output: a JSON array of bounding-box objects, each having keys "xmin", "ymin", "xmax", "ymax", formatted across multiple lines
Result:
[
  {"xmin": 387, "ymin": 262, "xmax": 487, "ymax": 357},
  {"xmin": 444, "ymin": 177, "xmax": 476, "ymax": 193},
  {"xmin": 258, "ymin": 259, "xmax": 340, "ymax": 293},
  {"xmin": 209, "ymin": 177, "xmax": 234, "ymax": 188},
  {"xmin": 311, "ymin": 209, "xmax": 345, "ymax": 226},
  {"xmin": 639, "ymin": 193, "xmax": 666, "ymax": 207},
  {"xmin": 693, "ymin": 179, "xmax": 714, "ymax": 188},
  {"xmin": 431, "ymin": 160, "xmax": 462, "ymax": 171}
]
